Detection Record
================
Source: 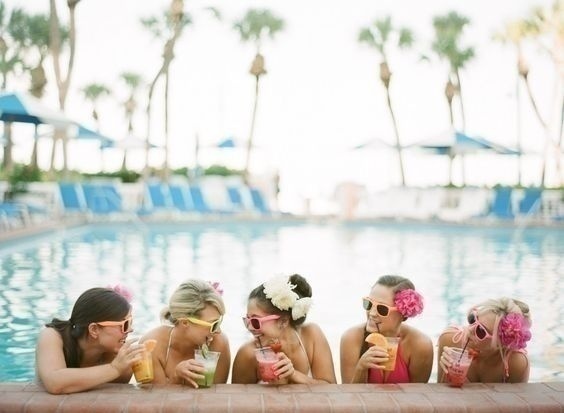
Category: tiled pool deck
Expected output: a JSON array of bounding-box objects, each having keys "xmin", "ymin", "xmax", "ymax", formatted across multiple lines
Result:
[{"xmin": 1, "ymin": 382, "xmax": 563, "ymax": 412}]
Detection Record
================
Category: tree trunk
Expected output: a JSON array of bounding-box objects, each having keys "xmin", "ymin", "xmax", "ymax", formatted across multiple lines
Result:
[
  {"xmin": 2, "ymin": 123, "xmax": 13, "ymax": 172},
  {"xmin": 455, "ymin": 70, "xmax": 466, "ymax": 131},
  {"xmin": 162, "ymin": 70, "xmax": 170, "ymax": 182},
  {"xmin": 384, "ymin": 85, "xmax": 405, "ymax": 186},
  {"xmin": 244, "ymin": 74, "xmax": 261, "ymax": 184}
]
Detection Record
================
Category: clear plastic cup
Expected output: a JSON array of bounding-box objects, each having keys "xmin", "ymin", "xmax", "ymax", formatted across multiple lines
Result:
[
  {"xmin": 132, "ymin": 344, "xmax": 154, "ymax": 384},
  {"xmin": 254, "ymin": 347, "xmax": 279, "ymax": 382},
  {"xmin": 445, "ymin": 347, "xmax": 473, "ymax": 387},
  {"xmin": 381, "ymin": 337, "xmax": 400, "ymax": 371},
  {"xmin": 194, "ymin": 349, "xmax": 221, "ymax": 388}
]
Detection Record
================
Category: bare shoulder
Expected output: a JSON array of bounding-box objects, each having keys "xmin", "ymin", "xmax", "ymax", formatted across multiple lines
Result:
[
  {"xmin": 139, "ymin": 326, "xmax": 172, "ymax": 356},
  {"xmin": 210, "ymin": 332, "xmax": 230, "ymax": 351},
  {"xmin": 341, "ymin": 324, "xmax": 366, "ymax": 341},
  {"xmin": 401, "ymin": 324, "xmax": 432, "ymax": 347},
  {"xmin": 299, "ymin": 323, "xmax": 328, "ymax": 339},
  {"xmin": 37, "ymin": 327, "xmax": 62, "ymax": 344},
  {"xmin": 507, "ymin": 351, "xmax": 530, "ymax": 382}
]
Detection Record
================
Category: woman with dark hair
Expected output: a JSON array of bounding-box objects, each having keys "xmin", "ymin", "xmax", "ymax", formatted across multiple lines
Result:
[
  {"xmin": 35, "ymin": 286, "xmax": 145, "ymax": 394},
  {"xmin": 340, "ymin": 275, "xmax": 433, "ymax": 384},
  {"xmin": 231, "ymin": 274, "xmax": 336, "ymax": 384}
]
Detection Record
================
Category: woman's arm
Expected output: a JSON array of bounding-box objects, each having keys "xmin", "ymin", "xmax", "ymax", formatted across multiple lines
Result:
[
  {"xmin": 436, "ymin": 332, "xmax": 454, "ymax": 383},
  {"xmin": 340, "ymin": 325, "xmax": 371, "ymax": 384},
  {"xmin": 211, "ymin": 333, "xmax": 231, "ymax": 384},
  {"xmin": 231, "ymin": 343, "xmax": 258, "ymax": 384},
  {"xmin": 287, "ymin": 324, "xmax": 336, "ymax": 384},
  {"xmin": 36, "ymin": 328, "xmax": 141, "ymax": 394},
  {"xmin": 507, "ymin": 351, "xmax": 529, "ymax": 383},
  {"xmin": 406, "ymin": 331, "xmax": 434, "ymax": 383}
]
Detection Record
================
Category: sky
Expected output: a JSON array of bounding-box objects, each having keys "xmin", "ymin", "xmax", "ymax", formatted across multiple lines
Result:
[{"xmin": 4, "ymin": 0, "xmax": 561, "ymax": 213}]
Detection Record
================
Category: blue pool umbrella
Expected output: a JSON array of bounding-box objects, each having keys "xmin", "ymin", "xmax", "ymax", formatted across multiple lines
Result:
[
  {"xmin": 407, "ymin": 129, "xmax": 520, "ymax": 185},
  {"xmin": 0, "ymin": 91, "xmax": 75, "ymax": 128}
]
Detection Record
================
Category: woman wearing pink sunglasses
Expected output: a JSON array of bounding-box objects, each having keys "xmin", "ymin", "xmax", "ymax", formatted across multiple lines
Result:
[
  {"xmin": 35, "ymin": 286, "xmax": 145, "ymax": 394},
  {"xmin": 340, "ymin": 275, "xmax": 433, "ymax": 384},
  {"xmin": 437, "ymin": 297, "xmax": 532, "ymax": 383},
  {"xmin": 231, "ymin": 274, "xmax": 336, "ymax": 384}
]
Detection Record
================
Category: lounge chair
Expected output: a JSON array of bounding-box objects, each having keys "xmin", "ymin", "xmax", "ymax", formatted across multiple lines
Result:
[
  {"xmin": 81, "ymin": 183, "xmax": 123, "ymax": 215},
  {"xmin": 518, "ymin": 188, "xmax": 542, "ymax": 216},
  {"xmin": 189, "ymin": 184, "xmax": 213, "ymax": 214},
  {"xmin": 169, "ymin": 184, "xmax": 195, "ymax": 212},
  {"xmin": 249, "ymin": 188, "xmax": 271, "ymax": 215},
  {"xmin": 146, "ymin": 182, "xmax": 173, "ymax": 210},
  {"xmin": 489, "ymin": 187, "xmax": 514, "ymax": 219},
  {"xmin": 0, "ymin": 202, "xmax": 31, "ymax": 229},
  {"xmin": 58, "ymin": 182, "xmax": 87, "ymax": 213}
]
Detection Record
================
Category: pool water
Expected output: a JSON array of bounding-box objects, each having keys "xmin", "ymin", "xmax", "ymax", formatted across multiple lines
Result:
[{"xmin": 0, "ymin": 221, "xmax": 562, "ymax": 382}]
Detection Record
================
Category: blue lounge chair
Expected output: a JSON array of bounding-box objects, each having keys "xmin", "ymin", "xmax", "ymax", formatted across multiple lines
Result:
[
  {"xmin": 146, "ymin": 182, "xmax": 173, "ymax": 210},
  {"xmin": 227, "ymin": 186, "xmax": 246, "ymax": 211},
  {"xmin": 518, "ymin": 188, "xmax": 542, "ymax": 216},
  {"xmin": 490, "ymin": 187, "xmax": 514, "ymax": 219},
  {"xmin": 250, "ymin": 188, "xmax": 270, "ymax": 215},
  {"xmin": 82, "ymin": 183, "xmax": 123, "ymax": 215},
  {"xmin": 169, "ymin": 184, "xmax": 195, "ymax": 212},
  {"xmin": 58, "ymin": 182, "xmax": 87, "ymax": 213},
  {"xmin": 188, "ymin": 185, "xmax": 213, "ymax": 214}
]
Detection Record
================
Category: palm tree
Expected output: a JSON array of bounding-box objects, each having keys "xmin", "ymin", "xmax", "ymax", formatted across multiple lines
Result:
[
  {"xmin": 233, "ymin": 9, "xmax": 284, "ymax": 183},
  {"xmin": 0, "ymin": 4, "xmax": 26, "ymax": 173},
  {"xmin": 141, "ymin": 0, "xmax": 192, "ymax": 181},
  {"xmin": 19, "ymin": 12, "xmax": 63, "ymax": 169},
  {"xmin": 525, "ymin": 0, "xmax": 563, "ymax": 186},
  {"xmin": 431, "ymin": 11, "xmax": 475, "ymax": 185},
  {"xmin": 48, "ymin": 0, "xmax": 82, "ymax": 175},
  {"xmin": 81, "ymin": 83, "xmax": 111, "ymax": 125},
  {"xmin": 120, "ymin": 71, "xmax": 143, "ymax": 170},
  {"xmin": 358, "ymin": 16, "xmax": 413, "ymax": 187},
  {"xmin": 493, "ymin": 20, "xmax": 532, "ymax": 187}
]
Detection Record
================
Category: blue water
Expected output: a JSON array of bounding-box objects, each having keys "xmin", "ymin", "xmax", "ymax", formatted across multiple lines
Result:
[{"xmin": 1, "ymin": 221, "xmax": 562, "ymax": 382}]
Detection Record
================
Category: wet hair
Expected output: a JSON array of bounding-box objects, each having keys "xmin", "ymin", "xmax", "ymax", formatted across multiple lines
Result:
[
  {"xmin": 473, "ymin": 297, "xmax": 531, "ymax": 349},
  {"xmin": 249, "ymin": 274, "xmax": 312, "ymax": 327},
  {"xmin": 161, "ymin": 279, "xmax": 225, "ymax": 324},
  {"xmin": 45, "ymin": 287, "xmax": 131, "ymax": 367},
  {"xmin": 372, "ymin": 274, "xmax": 416, "ymax": 294}
]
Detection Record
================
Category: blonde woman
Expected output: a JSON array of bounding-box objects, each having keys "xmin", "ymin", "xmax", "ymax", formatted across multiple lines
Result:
[
  {"xmin": 139, "ymin": 280, "xmax": 230, "ymax": 387},
  {"xmin": 340, "ymin": 275, "xmax": 433, "ymax": 384},
  {"xmin": 437, "ymin": 297, "xmax": 532, "ymax": 383},
  {"xmin": 232, "ymin": 274, "xmax": 336, "ymax": 384}
]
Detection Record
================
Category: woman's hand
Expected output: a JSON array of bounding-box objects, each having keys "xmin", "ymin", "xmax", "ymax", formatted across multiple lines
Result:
[
  {"xmin": 357, "ymin": 345, "xmax": 389, "ymax": 371},
  {"xmin": 274, "ymin": 352, "xmax": 295, "ymax": 381},
  {"xmin": 174, "ymin": 359, "xmax": 206, "ymax": 388},
  {"xmin": 439, "ymin": 346, "xmax": 455, "ymax": 374},
  {"xmin": 110, "ymin": 341, "xmax": 145, "ymax": 374}
]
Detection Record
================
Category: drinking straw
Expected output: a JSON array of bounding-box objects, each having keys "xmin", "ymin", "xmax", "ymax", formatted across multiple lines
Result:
[
  {"xmin": 458, "ymin": 338, "xmax": 470, "ymax": 362},
  {"xmin": 257, "ymin": 336, "xmax": 265, "ymax": 354}
]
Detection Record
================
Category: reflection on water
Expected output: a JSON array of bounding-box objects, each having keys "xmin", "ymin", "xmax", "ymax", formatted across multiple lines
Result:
[{"xmin": 0, "ymin": 221, "xmax": 562, "ymax": 382}]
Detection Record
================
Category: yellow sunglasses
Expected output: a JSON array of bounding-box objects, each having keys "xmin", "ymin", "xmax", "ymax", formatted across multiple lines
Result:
[{"xmin": 178, "ymin": 315, "xmax": 223, "ymax": 333}]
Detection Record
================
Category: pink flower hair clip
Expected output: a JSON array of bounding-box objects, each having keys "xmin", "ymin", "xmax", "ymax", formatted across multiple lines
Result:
[
  {"xmin": 498, "ymin": 312, "xmax": 531, "ymax": 350},
  {"xmin": 208, "ymin": 281, "xmax": 224, "ymax": 296},
  {"xmin": 109, "ymin": 284, "xmax": 133, "ymax": 303},
  {"xmin": 394, "ymin": 289, "xmax": 424, "ymax": 318}
]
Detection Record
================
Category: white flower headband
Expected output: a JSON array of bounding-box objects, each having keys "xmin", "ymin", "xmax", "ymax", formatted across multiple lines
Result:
[{"xmin": 262, "ymin": 276, "xmax": 313, "ymax": 320}]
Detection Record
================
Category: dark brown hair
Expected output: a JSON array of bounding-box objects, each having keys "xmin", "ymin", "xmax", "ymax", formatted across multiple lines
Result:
[
  {"xmin": 46, "ymin": 287, "xmax": 131, "ymax": 367},
  {"xmin": 249, "ymin": 274, "xmax": 312, "ymax": 327}
]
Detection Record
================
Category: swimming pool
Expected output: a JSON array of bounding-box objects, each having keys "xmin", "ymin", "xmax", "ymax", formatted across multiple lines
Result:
[{"xmin": 1, "ymin": 220, "xmax": 562, "ymax": 382}]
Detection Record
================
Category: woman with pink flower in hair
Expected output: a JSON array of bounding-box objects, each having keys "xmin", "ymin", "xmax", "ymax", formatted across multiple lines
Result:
[
  {"xmin": 340, "ymin": 275, "xmax": 433, "ymax": 383},
  {"xmin": 438, "ymin": 297, "xmax": 532, "ymax": 383},
  {"xmin": 35, "ymin": 285, "xmax": 145, "ymax": 394}
]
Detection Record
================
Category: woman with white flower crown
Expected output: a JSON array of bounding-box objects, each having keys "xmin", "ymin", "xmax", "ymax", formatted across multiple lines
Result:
[
  {"xmin": 437, "ymin": 297, "xmax": 531, "ymax": 383},
  {"xmin": 231, "ymin": 274, "xmax": 336, "ymax": 384},
  {"xmin": 340, "ymin": 275, "xmax": 434, "ymax": 384}
]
